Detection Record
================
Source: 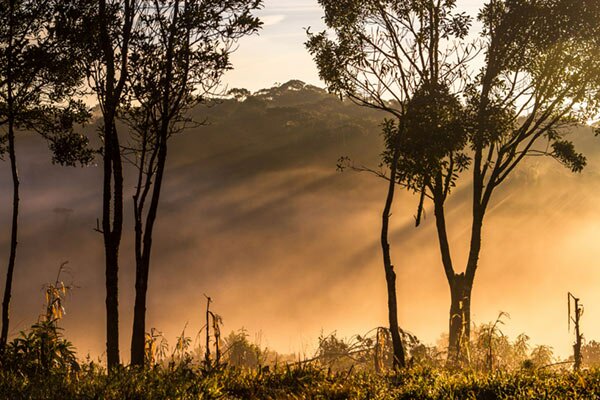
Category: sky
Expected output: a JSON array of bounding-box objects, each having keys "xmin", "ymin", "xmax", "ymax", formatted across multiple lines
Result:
[
  {"xmin": 223, "ymin": 0, "xmax": 484, "ymax": 92},
  {"xmin": 223, "ymin": 0, "xmax": 327, "ymax": 91}
]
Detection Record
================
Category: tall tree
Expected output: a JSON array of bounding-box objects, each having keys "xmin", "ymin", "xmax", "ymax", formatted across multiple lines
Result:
[
  {"xmin": 428, "ymin": 0, "xmax": 600, "ymax": 362},
  {"xmin": 307, "ymin": 0, "xmax": 472, "ymax": 369},
  {"xmin": 124, "ymin": 0, "xmax": 262, "ymax": 367},
  {"xmin": 85, "ymin": 0, "xmax": 137, "ymax": 369},
  {"xmin": 312, "ymin": 0, "xmax": 600, "ymax": 365},
  {"xmin": 0, "ymin": 0, "xmax": 93, "ymax": 354}
]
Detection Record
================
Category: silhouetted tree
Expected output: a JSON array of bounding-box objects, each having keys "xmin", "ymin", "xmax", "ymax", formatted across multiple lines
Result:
[
  {"xmin": 307, "ymin": 0, "xmax": 473, "ymax": 369},
  {"xmin": 310, "ymin": 0, "xmax": 600, "ymax": 365},
  {"xmin": 0, "ymin": 0, "xmax": 93, "ymax": 354},
  {"xmin": 425, "ymin": 0, "xmax": 600, "ymax": 362},
  {"xmin": 124, "ymin": 0, "xmax": 262, "ymax": 367},
  {"xmin": 83, "ymin": 0, "xmax": 137, "ymax": 370}
]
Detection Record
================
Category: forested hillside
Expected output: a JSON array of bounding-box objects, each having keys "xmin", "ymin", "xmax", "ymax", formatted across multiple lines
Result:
[{"xmin": 1, "ymin": 80, "xmax": 599, "ymax": 359}]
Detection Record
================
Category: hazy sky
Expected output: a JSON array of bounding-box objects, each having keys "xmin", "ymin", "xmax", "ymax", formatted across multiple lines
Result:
[
  {"xmin": 224, "ymin": 0, "xmax": 484, "ymax": 91},
  {"xmin": 223, "ymin": 0, "xmax": 326, "ymax": 91}
]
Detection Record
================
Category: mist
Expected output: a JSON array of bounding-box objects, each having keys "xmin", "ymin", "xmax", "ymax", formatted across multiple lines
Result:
[{"xmin": 1, "ymin": 83, "xmax": 599, "ymax": 361}]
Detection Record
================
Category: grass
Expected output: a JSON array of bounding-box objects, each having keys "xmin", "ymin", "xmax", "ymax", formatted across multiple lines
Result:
[
  {"xmin": 1, "ymin": 287, "xmax": 592, "ymax": 399},
  {"xmin": 4, "ymin": 361, "xmax": 600, "ymax": 399}
]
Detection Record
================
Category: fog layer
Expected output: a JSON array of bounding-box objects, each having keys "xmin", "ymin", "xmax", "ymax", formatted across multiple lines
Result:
[{"xmin": 1, "ymin": 82, "xmax": 599, "ymax": 360}]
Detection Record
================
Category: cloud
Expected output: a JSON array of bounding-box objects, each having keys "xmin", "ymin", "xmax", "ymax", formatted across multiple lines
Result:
[
  {"xmin": 261, "ymin": 14, "xmax": 286, "ymax": 26},
  {"xmin": 266, "ymin": 0, "xmax": 321, "ymax": 13}
]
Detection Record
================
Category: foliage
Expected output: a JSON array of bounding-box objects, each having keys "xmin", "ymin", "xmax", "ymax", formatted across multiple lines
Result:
[
  {"xmin": 306, "ymin": 0, "xmax": 472, "ymax": 110},
  {"xmin": 469, "ymin": 326, "xmax": 554, "ymax": 372},
  {"xmin": 123, "ymin": 0, "xmax": 264, "ymax": 154},
  {"xmin": 0, "ymin": 0, "xmax": 94, "ymax": 164},
  {"xmin": 1, "ymin": 263, "xmax": 78, "ymax": 378},
  {"xmin": 0, "ymin": 0, "xmax": 93, "ymax": 353},
  {"xmin": 2, "ymin": 321, "xmax": 79, "ymax": 378},
  {"xmin": 145, "ymin": 328, "xmax": 170, "ymax": 366},
  {"xmin": 307, "ymin": 0, "xmax": 474, "ymax": 196},
  {"xmin": 0, "ymin": 298, "xmax": 592, "ymax": 400},
  {"xmin": 222, "ymin": 329, "xmax": 264, "ymax": 368},
  {"xmin": 315, "ymin": 331, "xmax": 365, "ymax": 371},
  {"xmin": 312, "ymin": 328, "xmax": 443, "ymax": 373}
]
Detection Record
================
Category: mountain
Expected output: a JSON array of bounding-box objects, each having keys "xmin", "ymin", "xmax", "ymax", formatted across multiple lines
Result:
[{"xmin": 1, "ymin": 80, "xmax": 599, "ymax": 359}]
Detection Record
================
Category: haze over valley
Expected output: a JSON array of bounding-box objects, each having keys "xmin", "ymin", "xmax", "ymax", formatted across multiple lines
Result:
[{"xmin": 2, "ymin": 82, "xmax": 599, "ymax": 361}]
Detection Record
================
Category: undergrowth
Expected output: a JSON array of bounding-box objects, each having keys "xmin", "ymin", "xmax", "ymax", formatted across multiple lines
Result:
[
  {"xmin": 1, "ymin": 273, "xmax": 594, "ymax": 399},
  {"xmin": 0, "ymin": 321, "xmax": 597, "ymax": 399},
  {"xmin": 3, "ymin": 360, "xmax": 600, "ymax": 399}
]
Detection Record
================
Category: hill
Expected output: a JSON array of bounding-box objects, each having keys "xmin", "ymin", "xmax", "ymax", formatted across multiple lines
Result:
[{"xmin": 0, "ymin": 80, "xmax": 599, "ymax": 360}]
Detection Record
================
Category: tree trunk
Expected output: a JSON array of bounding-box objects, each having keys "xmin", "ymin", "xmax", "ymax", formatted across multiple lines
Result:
[
  {"xmin": 0, "ymin": 119, "xmax": 18, "ymax": 353},
  {"xmin": 447, "ymin": 208, "xmax": 483, "ymax": 364},
  {"xmin": 205, "ymin": 295, "xmax": 212, "ymax": 367},
  {"xmin": 129, "ymin": 131, "xmax": 152, "ymax": 367},
  {"xmin": 130, "ymin": 155, "xmax": 148, "ymax": 367},
  {"xmin": 432, "ymin": 175, "xmax": 483, "ymax": 365},
  {"xmin": 104, "ymin": 243, "xmax": 120, "ymax": 368},
  {"xmin": 131, "ymin": 3, "xmax": 176, "ymax": 366},
  {"xmin": 130, "ymin": 256, "xmax": 149, "ymax": 366},
  {"xmin": 380, "ymin": 143, "xmax": 406, "ymax": 369},
  {"xmin": 97, "ymin": 0, "xmax": 133, "ymax": 370},
  {"xmin": 130, "ymin": 146, "xmax": 165, "ymax": 366},
  {"xmin": 130, "ymin": 137, "xmax": 168, "ymax": 367},
  {"xmin": 447, "ymin": 273, "xmax": 472, "ymax": 364},
  {"xmin": 1, "ymin": 2, "xmax": 17, "ymax": 352},
  {"xmin": 103, "ymin": 119, "xmax": 122, "ymax": 370}
]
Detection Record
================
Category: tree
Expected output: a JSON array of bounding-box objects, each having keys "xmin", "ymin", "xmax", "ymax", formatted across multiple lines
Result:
[
  {"xmin": 306, "ymin": 0, "xmax": 472, "ymax": 369},
  {"xmin": 424, "ymin": 0, "xmax": 600, "ymax": 362},
  {"xmin": 0, "ymin": 0, "xmax": 93, "ymax": 354},
  {"xmin": 310, "ymin": 0, "xmax": 600, "ymax": 365},
  {"xmin": 529, "ymin": 345, "xmax": 553, "ymax": 369},
  {"xmin": 124, "ymin": 0, "xmax": 262, "ymax": 367},
  {"xmin": 83, "ymin": 0, "xmax": 137, "ymax": 370}
]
